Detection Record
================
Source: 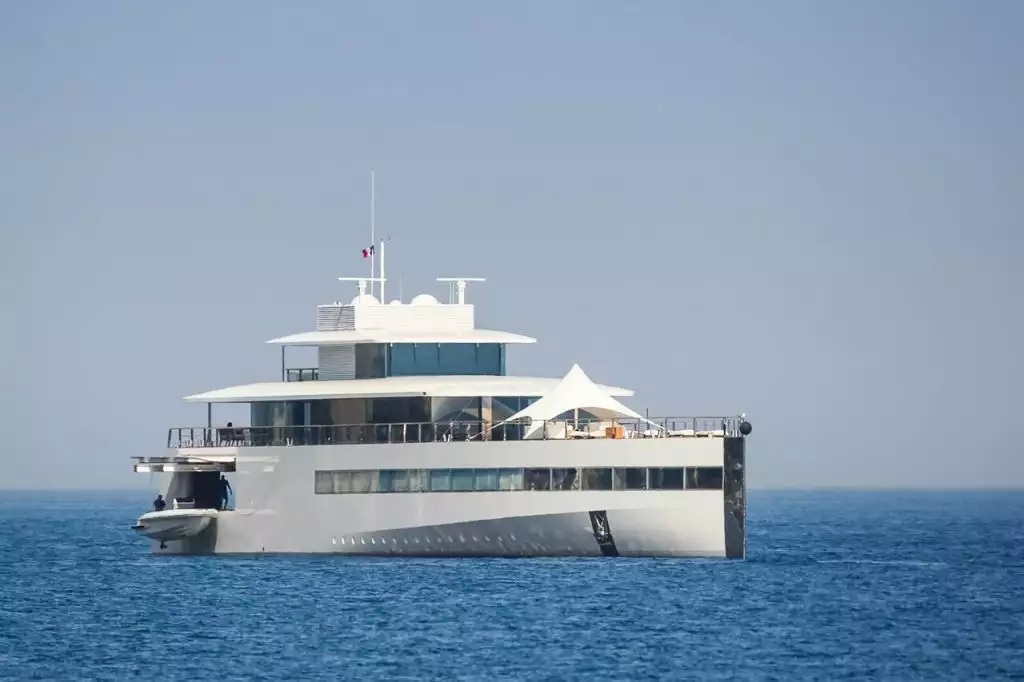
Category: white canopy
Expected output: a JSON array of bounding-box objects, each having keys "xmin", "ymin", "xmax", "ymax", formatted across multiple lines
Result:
[{"xmin": 498, "ymin": 364, "xmax": 657, "ymax": 427}]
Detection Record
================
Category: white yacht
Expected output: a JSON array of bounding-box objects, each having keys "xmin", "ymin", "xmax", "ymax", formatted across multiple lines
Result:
[{"xmin": 132, "ymin": 274, "xmax": 751, "ymax": 557}]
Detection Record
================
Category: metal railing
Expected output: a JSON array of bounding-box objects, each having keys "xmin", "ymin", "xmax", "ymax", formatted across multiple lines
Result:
[
  {"xmin": 167, "ymin": 417, "xmax": 745, "ymax": 448},
  {"xmin": 285, "ymin": 368, "xmax": 319, "ymax": 382}
]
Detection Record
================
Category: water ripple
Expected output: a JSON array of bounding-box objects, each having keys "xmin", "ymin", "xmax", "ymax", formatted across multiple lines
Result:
[{"xmin": 0, "ymin": 490, "xmax": 1021, "ymax": 680}]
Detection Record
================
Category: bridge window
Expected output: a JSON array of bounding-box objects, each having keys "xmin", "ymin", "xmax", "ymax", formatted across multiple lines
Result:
[{"xmin": 387, "ymin": 343, "xmax": 504, "ymax": 377}]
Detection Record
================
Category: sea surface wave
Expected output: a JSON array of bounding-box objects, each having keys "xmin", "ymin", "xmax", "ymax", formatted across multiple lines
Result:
[{"xmin": 0, "ymin": 490, "xmax": 1021, "ymax": 680}]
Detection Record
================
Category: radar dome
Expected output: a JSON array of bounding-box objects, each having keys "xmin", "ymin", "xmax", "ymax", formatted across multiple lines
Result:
[
  {"xmin": 388, "ymin": 299, "xmax": 403, "ymax": 306},
  {"xmin": 410, "ymin": 293, "xmax": 439, "ymax": 306},
  {"xmin": 348, "ymin": 293, "xmax": 381, "ymax": 306}
]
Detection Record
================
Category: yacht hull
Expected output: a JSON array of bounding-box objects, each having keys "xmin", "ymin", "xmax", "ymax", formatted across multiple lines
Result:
[{"xmin": 148, "ymin": 436, "xmax": 746, "ymax": 558}]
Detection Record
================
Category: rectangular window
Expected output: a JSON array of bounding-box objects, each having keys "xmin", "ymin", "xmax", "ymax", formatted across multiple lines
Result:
[
  {"xmin": 686, "ymin": 467, "xmax": 724, "ymax": 490},
  {"xmin": 582, "ymin": 468, "xmax": 613, "ymax": 490},
  {"xmin": 429, "ymin": 469, "xmax": 451, "ymax": 492},
  {"xmin": 314, "ymin": 470, "xmax": 333, "ymax": 494},
  {"xmin": 349, "ymin": 470, "xmax": 375, "ymax": 494},
  {"xmin": 625, "ymin": 468, "xmax": 647, "ymax": 490},
  {"xmin": 649, "ymin": 468, "xmax": 684, "ymax": 490},
  {"xmin": 498, "ymin": 468, "xmax": 524, "ymax": 490},
  {"xmin": 407, "ymin": 469, "xmax": 428, "ymax": 492},
  {"xmin": 552, "ymin": 468, "xmax": 579, "ymax": 491},
  {"xmin": 524, "ymin": 468, "xmax": 551, "ymax": 490},
  {"xmin": 451, "ymin": 469, "xmax": 474, "ymax": 492},
  {"xmin": 379, "ymin": 469, "xmax": 408, "ymax": 493},
  {"xmin": 474, "ymin": 468, "xmax": 499, "ymax": 491},
  {"xmin": 355, "ymin": 344, "xmax": 386, "ymax": 379}
]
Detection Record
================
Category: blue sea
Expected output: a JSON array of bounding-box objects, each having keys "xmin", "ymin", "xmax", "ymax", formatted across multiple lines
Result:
[{"xmin": 0, "ymin": 490, "xmax": 1021, "ymax": 681}]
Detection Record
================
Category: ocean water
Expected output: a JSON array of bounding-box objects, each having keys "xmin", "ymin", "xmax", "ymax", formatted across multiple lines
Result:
[{"xmin": 0, "ymin": 490, "xmax": 1021, "ymax": 681}]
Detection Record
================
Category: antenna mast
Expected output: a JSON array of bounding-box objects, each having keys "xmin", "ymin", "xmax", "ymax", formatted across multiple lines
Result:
[
  {"xmin": 436, "ymin": 277, "xmax": 486, "ymax": 304},
  {"xmin": 369, "ymin": 171, "xmax": 376, "ymax": 298}
]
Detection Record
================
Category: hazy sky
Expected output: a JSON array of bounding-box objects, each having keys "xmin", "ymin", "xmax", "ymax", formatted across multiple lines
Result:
[{"xmin": 3, "ymin": 1, "xmax": 1022, "ymax": 489}]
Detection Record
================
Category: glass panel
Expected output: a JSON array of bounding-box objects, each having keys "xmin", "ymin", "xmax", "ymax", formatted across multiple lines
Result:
[
  {"xmin": 355, "ymin": 343, "xmax": 386, "ymax": 379},
  {"xmin": 429, "ymin": 469, "xmax": 451, "ymax": 492},
  {"xmin": 474, "ymin": 468, "xmax": 499, "ymax": 491},
  {"xmin": 370, "ymin": 398, "xmax": 431, "ymax": 425},
  {"xmin": 582, "ymin": 468, "xmax": 613, "ymax": 490},
  {"xmin": 451, "ymin": 469, "xmax": 474, "ymax": 492},
  {"xmin": 349, "ymin": 471, "xmax": 374, "ymax": 493},
  {"xmin": 476, "ymin": 343, "xmax": 503, "ymax": 375},
  {"xmin": 612, "ymin": 468, "xmax": 627, "ymax": 490},
  {"xmin": 388, "ymin": 343, "xmax": 439, "ymax": 375},
  {"xmin": 314, "ymin": 471, "xmax": 333, "ymax": 494},
  {"xmin": 379, "ymin": 469, "xmax": 409, "ymax": 493},
  {"xmin": 332, "ymin": 471, "xmax": 352, "ymax": 494},
  {"xmin": 687, "ymin": 467, "xmax": 724, "ymax": 490},
  {"xmin": 524, "ymin": 468, "xmax": 551, "ymax": 490},
  {"xmin": 407, "ymin": 469, "xmax": 427, "ymax": 492},
  {"xmin": 625, "ymin": 468, "xmax": 647, "ymax": 490},
  {"xmin": 431, "ymin": 397, "xmax": 482, "ymax": 423},
  {"xmin": 498, "ymin": 468, "xmax": 524, "ymax": 490},
  {"xmin": 650, "ymin": 468, "xmax": 684, "ymax": 490},
  {"xmin": 552, "ymin": 468, "xmax": 579, "ymax": 491}
]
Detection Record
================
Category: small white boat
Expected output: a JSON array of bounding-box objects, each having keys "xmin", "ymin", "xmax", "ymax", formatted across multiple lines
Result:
[{"xmin": 132, "ymin": 508, "xmax": 219, "ymax": 543}]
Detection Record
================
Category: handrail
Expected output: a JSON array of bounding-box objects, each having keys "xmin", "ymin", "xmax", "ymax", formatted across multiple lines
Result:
[
  {"xmin": 285, "ymin": 367, "xmax": 319, "ymax": 382},
  {"xmin": 167, "ymin": 416, "xmax": 746, "ymax": 448}
]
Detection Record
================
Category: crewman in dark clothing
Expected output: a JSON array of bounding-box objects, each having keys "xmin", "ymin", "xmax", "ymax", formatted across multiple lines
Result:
[
  {"xmin": 218, "ymin": 475, "xmax": 232, "ymax": 510},
  {"xmin": 153, "ymin": 494, "xmax": 166, "ymax": 512}
]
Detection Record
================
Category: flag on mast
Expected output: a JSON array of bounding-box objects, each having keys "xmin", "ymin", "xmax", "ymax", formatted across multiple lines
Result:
[{"xmin": 361, "ymin": 245, "xmax": 375, "ymax": 259}]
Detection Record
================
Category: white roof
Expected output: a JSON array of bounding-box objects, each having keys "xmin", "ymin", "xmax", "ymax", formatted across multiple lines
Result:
[
  {"xmin": 499, "ymin": 364, "xmax": 655, "ymax": 425},
  {"xmin": 184, "ymin": 374, "xmax": 632, "ymax": 403},
  {"xmin": 266, "ymin": 329, "xmax": 536, "ymax": 346}
]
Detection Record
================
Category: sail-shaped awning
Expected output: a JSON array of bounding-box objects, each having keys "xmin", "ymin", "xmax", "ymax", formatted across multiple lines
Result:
[{"xmin": 495, "ymin": 364, "xmax": 664, "ymax": 433}]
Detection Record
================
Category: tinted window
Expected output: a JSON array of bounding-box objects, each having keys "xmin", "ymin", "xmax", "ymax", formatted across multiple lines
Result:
[
  {"xmin": 687, "ymin": 467, "xmax": 724, "ymax": 490},
  {"xmin": 582, "ymin": 468, "xmax": 613, "ymax": 490},
  {"xmin": 388, "ymin": 343, "xmax": 504, "ymax": 376},
  {"xmin": 649, "ymin": 468, "xmax": 685, "ymax": 490}
]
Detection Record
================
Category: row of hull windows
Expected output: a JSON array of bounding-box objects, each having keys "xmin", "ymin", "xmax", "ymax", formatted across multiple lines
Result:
[{"xmin": 314, "ymin": 467, "xmax": 724, "ymax": 494}]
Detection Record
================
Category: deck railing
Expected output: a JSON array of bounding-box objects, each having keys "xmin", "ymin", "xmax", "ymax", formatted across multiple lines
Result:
[
  {"xmin": 167, "ymin": 417, "xmax": 745, "ymax": 448},
  {"xmin": 285, "ymin": 368, "xmax": 319, "ymax": 382}
]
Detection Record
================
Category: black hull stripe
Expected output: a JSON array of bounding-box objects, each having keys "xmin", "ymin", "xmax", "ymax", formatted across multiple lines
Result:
[{"xmin": 588, "ymin": 510, "xmax": 619, "ymax": 557}]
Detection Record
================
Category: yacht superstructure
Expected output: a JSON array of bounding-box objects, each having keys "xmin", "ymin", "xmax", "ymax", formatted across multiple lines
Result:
[{"xmin": 132, "ymin": 273, "xmax": 751, "ymax": 558}]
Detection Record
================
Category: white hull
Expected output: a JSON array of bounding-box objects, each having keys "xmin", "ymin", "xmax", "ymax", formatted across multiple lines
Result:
[
  {"xmin": 148, "ymin": 437, "xmax": 746, "ymax": 558},
  {"xmin": 133, "ymin": 509, "xmax": 218, "ymax": 542}
]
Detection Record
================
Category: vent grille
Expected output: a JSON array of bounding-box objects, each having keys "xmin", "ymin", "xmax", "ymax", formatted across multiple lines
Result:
[{"xmin": 318, "ymin": 345, "xmax": 355, "ymax": 380}]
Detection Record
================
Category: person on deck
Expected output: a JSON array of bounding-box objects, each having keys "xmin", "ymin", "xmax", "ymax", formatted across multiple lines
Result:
[
  {"xmin": 153, "ymin": 494, "xmax": 166, "ymax": 512},
  {"xmin": 218, "ymin": 475, "xmax": 232, "ymax": 510}
]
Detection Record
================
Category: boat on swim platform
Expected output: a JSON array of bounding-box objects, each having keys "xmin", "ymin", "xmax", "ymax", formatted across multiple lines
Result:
[{"xmin": 132, "ymin": 508, "xmax": 219, "ymax": 542}]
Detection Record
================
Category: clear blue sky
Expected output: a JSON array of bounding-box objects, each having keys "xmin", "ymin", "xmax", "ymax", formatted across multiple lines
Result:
[{"xmin": 3, "ymin": 1, "xmax": 1022, "ymax": 489}]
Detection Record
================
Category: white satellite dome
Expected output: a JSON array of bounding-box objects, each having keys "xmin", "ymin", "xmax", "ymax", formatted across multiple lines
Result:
[
  {"xmin": 410, "ymin": 293, "xmax": 439, "ymax": 306},
  {"xmin": 348, "ymin": 293, "xmax": 381, "ymax": 306},
  {"xmin": 388, "ymin": 299, "xmax": 403, "ymax": 306}
]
